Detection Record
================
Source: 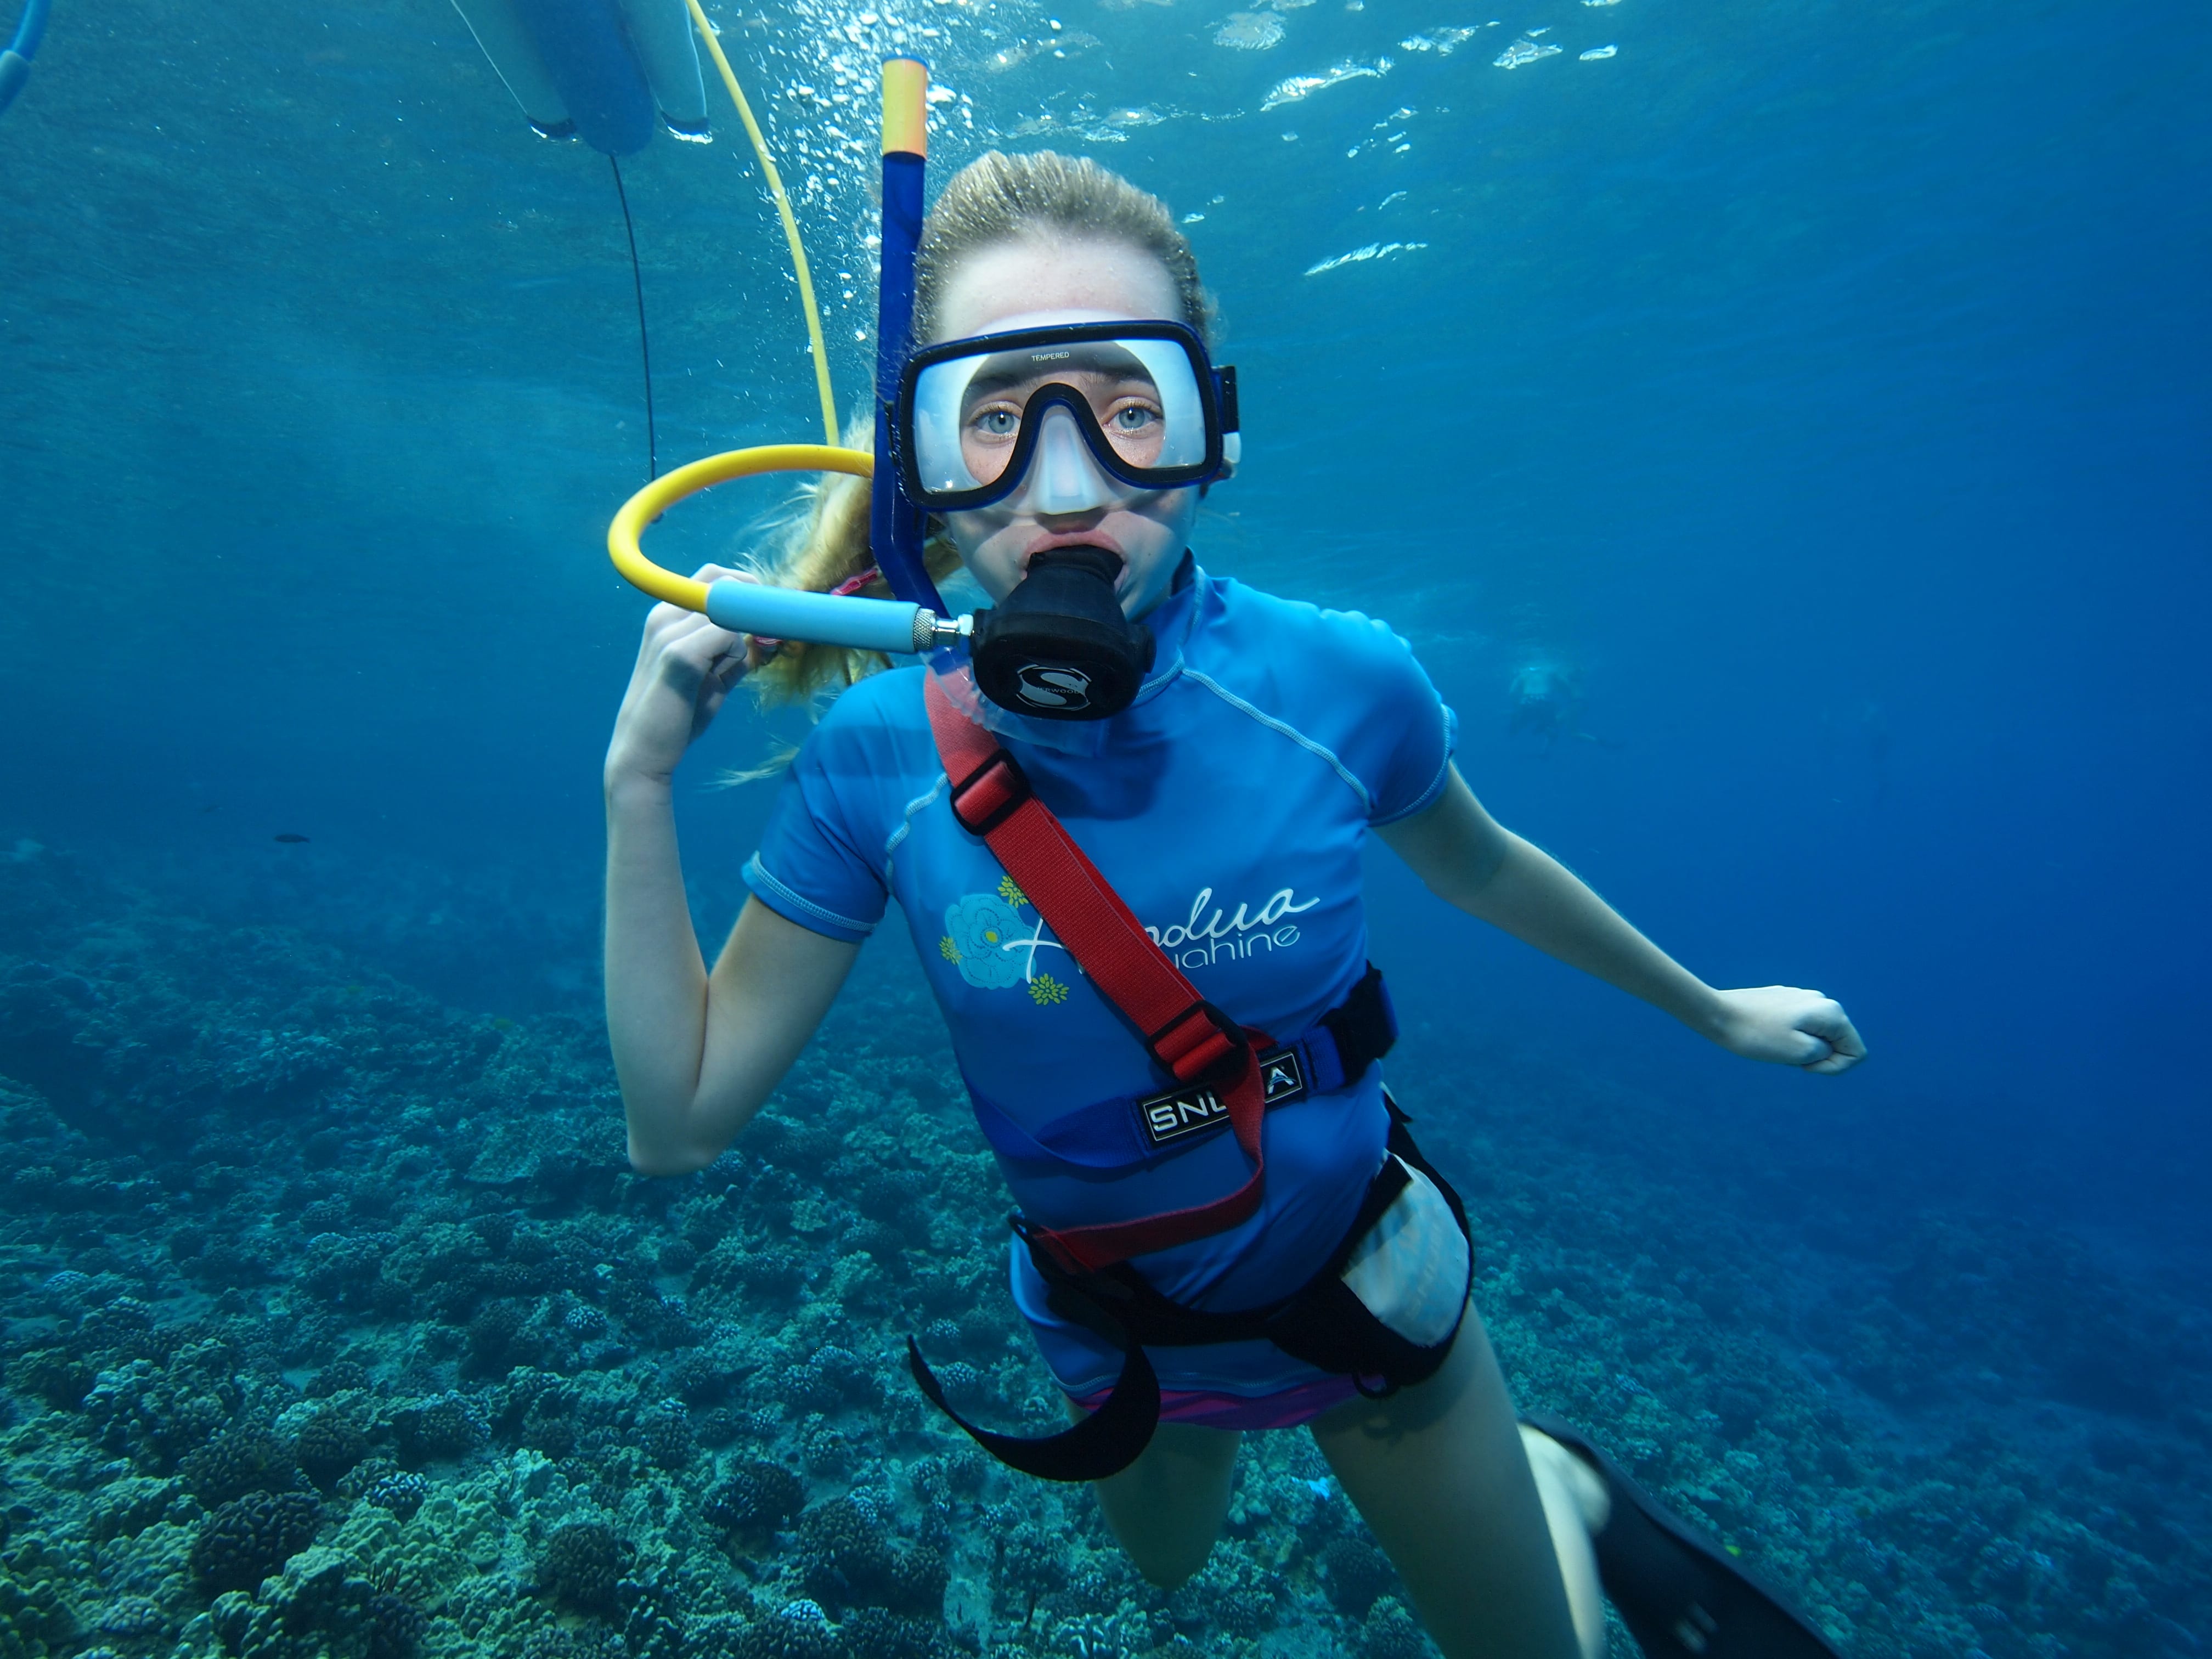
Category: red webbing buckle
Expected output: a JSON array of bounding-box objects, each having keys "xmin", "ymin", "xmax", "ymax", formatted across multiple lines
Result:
[
  {"xmin": 948, "ymin": 747, "xmax": 1032, "ymax": 836},
  {"xmin": 1147, "ymin": 1000, "xmax": 1247, "ymax": 1087}
]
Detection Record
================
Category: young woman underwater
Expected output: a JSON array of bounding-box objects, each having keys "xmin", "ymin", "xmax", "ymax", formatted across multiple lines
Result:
[{"xmin": 603, "ymin": 151, "xmax": 1865, "ymax": 1659}]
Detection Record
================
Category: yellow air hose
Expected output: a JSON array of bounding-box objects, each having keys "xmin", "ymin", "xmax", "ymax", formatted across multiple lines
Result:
[
  {"xmin": 685, "ymin": 0, "xmax": 840, "ymax": 447},
  {"xmin": 607, "ymin": 443, "xmax": 873, "ymax": 610}
]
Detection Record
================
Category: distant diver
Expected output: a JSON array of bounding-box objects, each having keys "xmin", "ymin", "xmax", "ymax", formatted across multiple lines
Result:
[
  {"xmin": 273, "ymin": 833, "xmax": 310, "ymax": 844},
  {"xmin": 1508, "ymin": 657, "xmax": 1616, "ymax": 753},
  {"xmin": 0, "ymin": 0, "xmax": 50, "ymax": 118}
]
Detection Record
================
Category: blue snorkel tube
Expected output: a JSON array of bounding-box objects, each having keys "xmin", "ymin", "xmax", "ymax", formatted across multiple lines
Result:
[
  {"xmin": 870, "ymin": 58, "xmax": 950, "ymax": 621},
  {"xmin": 0, "ymin": 0, "xmax": 52, "ymax": 117}
]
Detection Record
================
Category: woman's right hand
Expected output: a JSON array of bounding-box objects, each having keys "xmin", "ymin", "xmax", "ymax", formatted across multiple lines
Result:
[{"xmin": 605, "ymin": 565, "xmax": 763, "ymax": 791}]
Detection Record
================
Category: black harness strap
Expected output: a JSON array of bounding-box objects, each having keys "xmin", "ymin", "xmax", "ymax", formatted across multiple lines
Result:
[
  {"xmin": 910, "ymin": 1091, "xmax": 1475, "ymax": 1483},
  {"xmin": 904, "ymin": 1331, "xmax": 1161, "ymax": 1485},
  {"xmin": 1266, "ymin": 1104, "xmax": 1472, "ymax": 1391},
  {"xmin": 1321, "ymin": 964, "xmax": 1397, "ymax": 1084}
]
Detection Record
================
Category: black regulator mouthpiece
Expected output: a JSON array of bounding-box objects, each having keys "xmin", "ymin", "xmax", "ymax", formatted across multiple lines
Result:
[{"xmin": 970, "ymin": 546, "xmax": 1156, "ymax": 721}]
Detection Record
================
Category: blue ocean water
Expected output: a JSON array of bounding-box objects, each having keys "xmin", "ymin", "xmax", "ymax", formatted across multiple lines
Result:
[{"xmin": 1, "ymin": 0, "xmax": 2207, "ymax": 1654}]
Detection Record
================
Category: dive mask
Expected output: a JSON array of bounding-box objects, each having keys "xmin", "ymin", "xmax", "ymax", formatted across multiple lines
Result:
[{"xmin": 896, "ymin": 320, "xmax": 1239, "ymax": 512}]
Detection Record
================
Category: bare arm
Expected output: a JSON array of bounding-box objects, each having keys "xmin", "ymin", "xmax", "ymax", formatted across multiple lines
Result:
[
  {"xmin": 603, "ymin": 565, "xmax": 863, "ymax": 1177},
  {"xmin": 607, "ymin": 778, "xmax": 857, "ymax": 1175},
  {"xmin": 1376, "ymin": 766, "xmax": 1864, "ymax": 1072}
]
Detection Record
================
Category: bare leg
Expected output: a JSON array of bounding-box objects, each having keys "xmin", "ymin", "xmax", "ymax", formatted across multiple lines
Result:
[
  {"xmin": 1074, "ymin": 1404, "xmax": 1243, "ymax": 1590},
  {"xmin": 1310, "ymin": 1305, "xmax": 1584, "ymax": 1659}
]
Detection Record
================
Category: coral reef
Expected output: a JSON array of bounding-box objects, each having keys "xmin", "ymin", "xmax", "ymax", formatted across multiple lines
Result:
[
  {"xmin": 703, "ymin": 1464, "xmax": 806, "ymax": 1543},
  {"xmin": 793, "ymin": 1497, "xmax": 947, "ymax": 1620},
  {"xmin": 190, "ymin": 1493, "xmax": 326, "ymax": 1594},
  {"xmin": 295, "ymin": 1410, "xmax": 371, "ymax": 1490},
  {"xmin": 538, "ymin": 1521, "xmax": 633, "ymax": 1619},
  {"xmin": 208, "ymin": 1547, "xmax": 427, "ymax": 1659},
  {"xmin": 1320, "ymin": 1535, "xmax": 1395, "ymax": 1620},
  {"xmin": 184, "ymin": 1429, "xmax": 307, "ymax": 1508},
  {"xmin": 0, "ymin": 849, "xmax": 2205, "ymax": 1659}
]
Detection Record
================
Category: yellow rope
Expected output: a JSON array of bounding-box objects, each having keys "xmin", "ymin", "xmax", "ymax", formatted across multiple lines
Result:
[{"xmin": 685, "ymin": 0, "xmax": 840, "ymax": 446}]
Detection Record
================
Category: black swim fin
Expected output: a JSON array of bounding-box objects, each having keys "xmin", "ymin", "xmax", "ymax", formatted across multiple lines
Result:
[{"xmin": 1521, "ymin": 1412, "xmax": 1844, "ymax": 1659}]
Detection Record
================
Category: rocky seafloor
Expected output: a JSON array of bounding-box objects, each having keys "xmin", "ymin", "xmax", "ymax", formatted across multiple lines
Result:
[{"xmin": 0, "ymin": 845, "xmax": 2205, "ymax": 1659}]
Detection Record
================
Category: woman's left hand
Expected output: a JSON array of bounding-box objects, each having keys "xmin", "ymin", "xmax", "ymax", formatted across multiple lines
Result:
[{"xmin": 1709, "ymin": 986, "xmax": 1866, "ymax": 1074}]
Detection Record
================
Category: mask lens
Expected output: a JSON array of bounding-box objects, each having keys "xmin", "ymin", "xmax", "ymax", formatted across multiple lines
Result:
[{"xmin": 906, "ymin": 330, "xmax": 1210, "ymax": 503}]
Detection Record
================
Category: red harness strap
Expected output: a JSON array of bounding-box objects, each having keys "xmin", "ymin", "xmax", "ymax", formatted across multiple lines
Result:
[{"xmin": 924, "ymin": 674, "xmax": 1272, "ymax": 1273}]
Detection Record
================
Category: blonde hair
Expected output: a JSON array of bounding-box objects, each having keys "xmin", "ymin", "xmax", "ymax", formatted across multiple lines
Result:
[{"xmin": 745, "ymin": 150, "xmax": 1210, "ymax": 710}]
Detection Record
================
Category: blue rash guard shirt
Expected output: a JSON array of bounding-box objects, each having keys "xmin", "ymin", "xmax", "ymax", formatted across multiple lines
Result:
[{"xmin": 743, "ymin": 566, "xmax": 1457, "ymax": 1400}]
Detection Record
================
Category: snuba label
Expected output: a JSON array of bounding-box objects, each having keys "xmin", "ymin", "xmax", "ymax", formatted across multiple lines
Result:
[{"xmin": 1138, "ymin": 1045, "xmax": 1308, "ymax": 1148}]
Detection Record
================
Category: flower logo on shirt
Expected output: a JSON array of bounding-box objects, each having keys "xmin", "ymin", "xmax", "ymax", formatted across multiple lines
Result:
[
  {"xmin": 939, "ymin": 888, "xmax": 1069, "ymax": 996},
  {"xmin": 943, "ymin": 893, "xmax": 1025, "ymax": 989}
]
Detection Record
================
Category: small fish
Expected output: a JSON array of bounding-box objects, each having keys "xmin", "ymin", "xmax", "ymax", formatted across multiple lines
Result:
[{"xmin": 274, "ymin": 833, "xmax": 311, "ymax": 844}]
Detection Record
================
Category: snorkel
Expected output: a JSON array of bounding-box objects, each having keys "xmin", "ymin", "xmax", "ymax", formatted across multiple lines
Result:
[
  {"xmin": 868, "ymin": 58, "xmax": 947, "ymax": 619},
  {"xmin": 606, "ymin": 58, "xmax": 1227, "ymax": 721}
]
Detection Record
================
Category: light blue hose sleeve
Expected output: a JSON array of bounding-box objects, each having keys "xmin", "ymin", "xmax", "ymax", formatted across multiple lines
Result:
[{"xmin": 704, "ymin": 580, "xmax": 924, "ymax": 654}]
